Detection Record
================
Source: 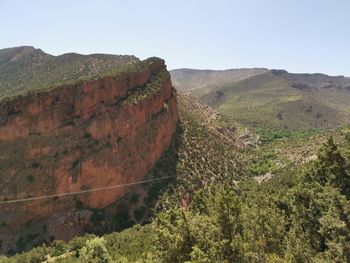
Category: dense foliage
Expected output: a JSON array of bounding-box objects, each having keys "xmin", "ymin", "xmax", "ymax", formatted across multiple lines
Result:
[
  {"xmin": 154, "ymin": 137, "xmax": 350, "ymax": 262},
  {"xmin": 0, "ymin": 225, "xmax": 155, "ymax": 263}
]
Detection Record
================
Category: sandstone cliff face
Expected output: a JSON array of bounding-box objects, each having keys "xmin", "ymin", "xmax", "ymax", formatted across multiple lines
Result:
[{"xmin": 0, "ymin": 58, "xmax": 178, "ymax": 252}]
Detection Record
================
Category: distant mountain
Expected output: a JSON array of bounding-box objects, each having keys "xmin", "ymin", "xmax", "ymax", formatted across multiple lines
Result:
[
  {"xmin": 171, "ymin": 68, "xmax": 268, "ymax": 96},
  {"xmin": 171, "ymin": 68, "xmax": 350, "ymax": 130},
  {"xmin": 0, "ymin": 46, "xmax": 139, "ymax": 100}
]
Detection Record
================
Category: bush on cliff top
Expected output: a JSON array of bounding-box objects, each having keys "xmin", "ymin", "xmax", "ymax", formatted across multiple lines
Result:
[{"xmin": 123, "ymin": 68, "xmax": 169, "ymax": 105}]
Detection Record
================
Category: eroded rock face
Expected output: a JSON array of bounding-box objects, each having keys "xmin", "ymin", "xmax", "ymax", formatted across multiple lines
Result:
[{"xmin": 0, "ymin": 58, "xmax": 178, "ymax": 252}]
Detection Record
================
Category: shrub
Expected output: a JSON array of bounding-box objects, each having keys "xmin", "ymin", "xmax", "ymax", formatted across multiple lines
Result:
[
  {"xmin": 129, "ymin": 193, "xmax": 140, "ymax": 203},
  {"xmin": 75, "ymin": 199, "xmax": 83, "ymax": 210},
  {"xmin": 68, "ymin": 234, "xmax": 97, "ymax": 257},
  {"xmin": 90, "ymin": 209, "xmax": 105, "ymax": 225},
  {"xmin": 31, "ymin": 162, "xmax": 40, "ymax": 169},
  {"xmin": 134, "ymin": 206, "xmax": 146, "ymax": 222},
  {"xmin": 115, "ymin": 210, "xmax": 134, "ymax": 231},
  {"xmin": 16, "ymin": 236, "xmax": 26, "ymax": 251},
  {"xmin": 78, "ymin": 237, "xmax": 112, "ymax": 263},
  {"xmin": 83, "ymin": 132, "xmax": 92, "ymax": 139},
  {"xmin": 345, "ymin": 132, "xmax": 350, "ymax": 142},
  {"xmin": 65, "ymin": 120, "xmax": 75, "ymax": 126},
  {"xmin": 26, "ymin": 174, "xmax": 35, "ymax": 182},
  {"xmin": 51, "ymin": 240, "xmax": 67, "ymax": 257},
  {"xmin": 72, "ymin": 160, "xmax": 80, "ymax": 169}
]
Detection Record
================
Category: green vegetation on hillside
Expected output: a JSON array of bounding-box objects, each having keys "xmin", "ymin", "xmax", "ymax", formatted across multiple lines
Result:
[
  {"xmin": 171, "ymin": 68, "xmax": 350, "ymax": 132},
  {"xmin": 171, "ymin": 68, "xmax": 268, "ymax": 95},
  {"xmin": 124, "ymin": 68, "xmax": 169, "ymax": 105},
  {"xmin": 0, "ymin": 225, "xmax": 155, "ymax": 263},
  {"xmin": 257, "ymin": 128, "xmax": 322, "ymax": 144},
  {"xmin": 154, "ymin": 136, "xmax": 350, "ymax": 262},
  {"xmin": 0, "ymin": 46, "xmax": 140, "ymax": 101}
]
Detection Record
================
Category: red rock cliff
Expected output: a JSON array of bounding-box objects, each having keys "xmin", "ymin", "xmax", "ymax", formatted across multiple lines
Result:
[{"xmin": 0, "ymin": 57, "xmax": 178, "ymax": 252}]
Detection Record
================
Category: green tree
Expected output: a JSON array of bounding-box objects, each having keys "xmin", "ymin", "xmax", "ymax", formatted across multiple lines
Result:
[
  {"xmin": 155, "ymin": 187, "xmax": 244, "ymax": 262},
  {"xmin": 315, "ymin": 187, "xmax": 350, "ymax": 262},
  {"xmin": 213, "ymin": 186, "xmax": 244, "ymax": 263},
  {"xmin": 78, "ymin": 237, "xmax": 112, "ymax": 263},
  {"xmin": 242, "ymin": 186, "xmax": 286, "ymax": 263},
  {"xmin": 284, "ymin": 137, "xmax": 350, "ymax": 262},
  {"xmin": 308, "ymin": 137, "xmax": 350, "ymax": 197}
]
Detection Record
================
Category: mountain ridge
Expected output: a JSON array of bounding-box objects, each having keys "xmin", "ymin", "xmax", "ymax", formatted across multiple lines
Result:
[
  {"xmin": 171, "ymin": 67, "xmax": 350, "ymax": 78},
  {"xmin": 171, "ymin": 67, "xmax": 350, "ymax": 130},
  {"xmin": 0, "ymin": 46, "xmax": 139, "ymax": 101}
]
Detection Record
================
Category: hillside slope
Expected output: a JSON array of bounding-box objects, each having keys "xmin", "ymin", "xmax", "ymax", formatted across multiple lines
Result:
[
  {"xmin": 171, "ymin": 68, "xmax": 350, "ymax": 130},
  {"xmin": 171, "ymin": 68, "xmax": 268, "ymax": 96},
  {"xmin": 0, "ymin": 46, "xmax": 138, "ymax": 101}
]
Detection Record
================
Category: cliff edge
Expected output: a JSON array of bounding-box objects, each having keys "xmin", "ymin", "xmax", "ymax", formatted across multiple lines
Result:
[{"xmin": 0, "ymin": 56, "xmax": 178, "ymax": 253}]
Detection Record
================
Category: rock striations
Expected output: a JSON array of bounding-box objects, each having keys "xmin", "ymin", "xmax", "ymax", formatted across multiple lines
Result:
[{"xmin": 0, "ymin": 56, "xmax": 178, "ymax": 252}]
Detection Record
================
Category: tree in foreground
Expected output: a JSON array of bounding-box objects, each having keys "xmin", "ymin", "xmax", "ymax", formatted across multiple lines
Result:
[{"xmin": 78, "ymin": 237, "xmax": 112, "ymax": 263}]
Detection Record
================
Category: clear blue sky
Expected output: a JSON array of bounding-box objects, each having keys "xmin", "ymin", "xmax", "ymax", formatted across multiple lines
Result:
[{"xmin": 1, "ymin": 0, "xmax": 350, "ymax": 76}]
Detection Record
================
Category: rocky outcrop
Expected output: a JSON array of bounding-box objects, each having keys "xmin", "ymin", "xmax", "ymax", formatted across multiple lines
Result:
[{"xmin": 0, "ymin": 57, "xmax": 178, "ymax": 253}]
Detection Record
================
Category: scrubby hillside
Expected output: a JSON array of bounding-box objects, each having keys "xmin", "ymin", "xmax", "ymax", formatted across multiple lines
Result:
[
  {"xmin": 149, "ymin": 93, "xmax": 246, "ymax": 195},
  {"xmin": 171, "ymin": 68, "xmax": 350, "ymax": 130},
  {"xmin": 0, "ymin": 46, "xmax": 138, "ymax": 100}
]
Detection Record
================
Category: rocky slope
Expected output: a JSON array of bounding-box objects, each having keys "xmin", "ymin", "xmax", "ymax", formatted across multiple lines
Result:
[{"xmin": 0, "ymin": 55, "xmax": 178, "ymax": 253}]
